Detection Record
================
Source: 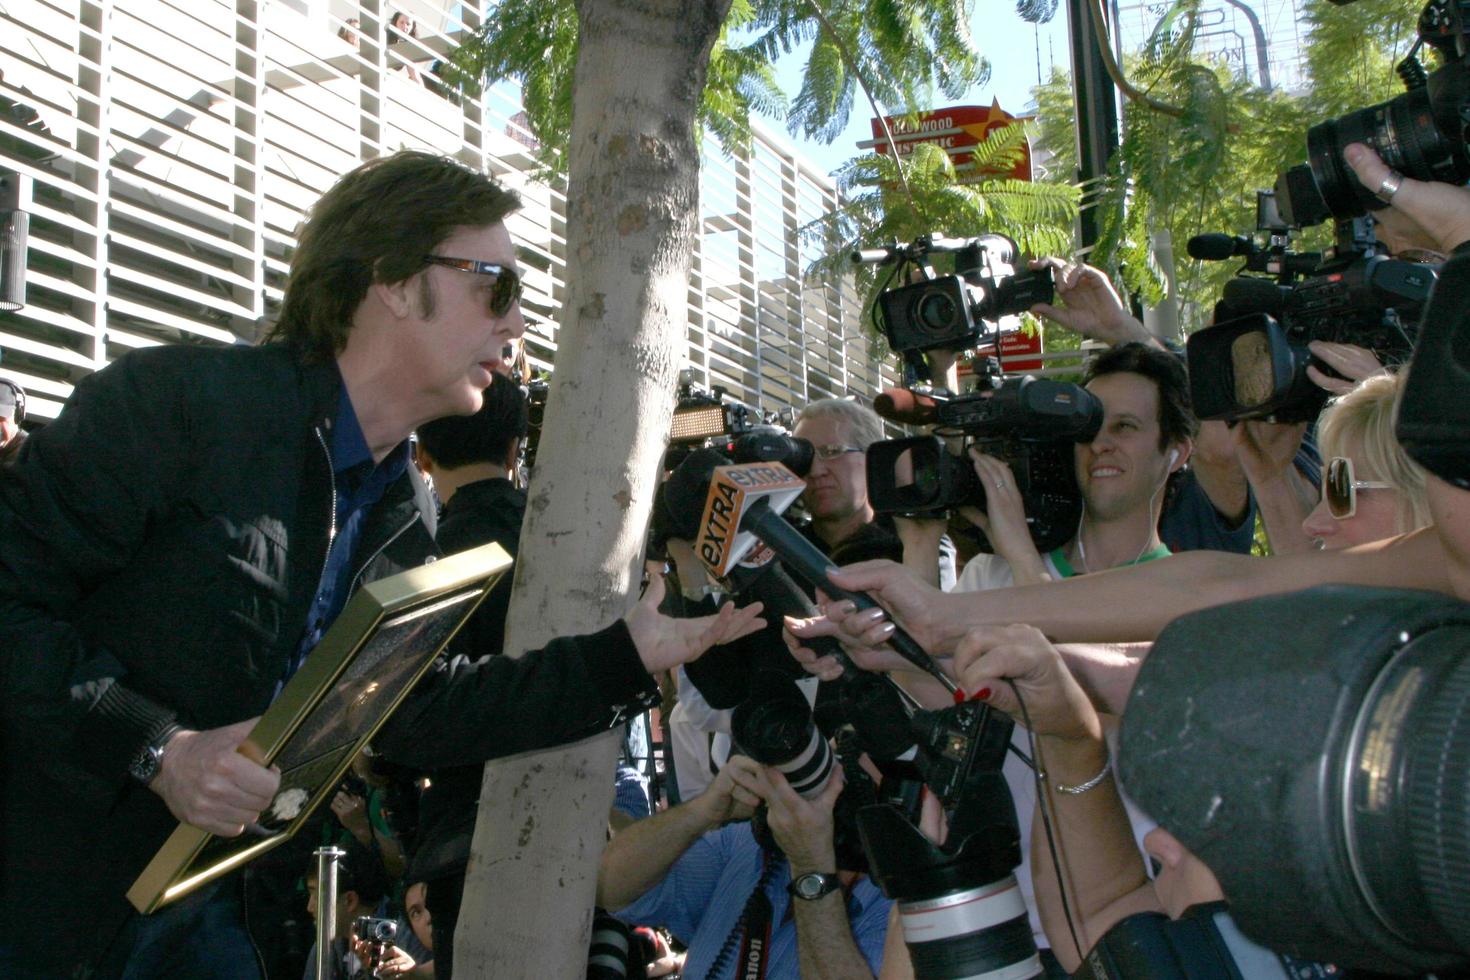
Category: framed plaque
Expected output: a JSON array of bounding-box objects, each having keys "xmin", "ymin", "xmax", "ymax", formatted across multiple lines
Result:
[{"xmin": 127, "ymin": 541, "xmax": 513, "ymax": 914}]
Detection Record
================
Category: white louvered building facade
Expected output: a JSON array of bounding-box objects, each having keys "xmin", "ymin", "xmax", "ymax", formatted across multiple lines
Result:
[{"xmin": 0, "ymin": 0, "xmax": 895, "ymax": 424}]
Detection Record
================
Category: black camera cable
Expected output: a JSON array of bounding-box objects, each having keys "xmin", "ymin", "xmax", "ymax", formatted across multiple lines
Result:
[{"xmin": 1007, "ymin": 679, "xmax": 1088, "ymax": 967}]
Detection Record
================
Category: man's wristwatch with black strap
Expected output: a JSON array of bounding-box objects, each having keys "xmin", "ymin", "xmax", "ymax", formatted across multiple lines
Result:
[
  {"xmin": 127, "ymin": 721, "xmax": 184, "ymax": 785},
  {"xmin": 787, "ymin": 871, "xmax": 841, "ymax": 902}
]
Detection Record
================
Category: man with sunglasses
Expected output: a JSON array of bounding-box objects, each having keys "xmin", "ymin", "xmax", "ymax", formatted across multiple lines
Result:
[{"xmin": 0, "ymin": 151, "xmax": 763, "ymax": 978}]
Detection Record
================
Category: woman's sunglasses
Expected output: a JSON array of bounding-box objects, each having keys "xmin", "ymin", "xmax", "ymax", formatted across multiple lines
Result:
[
  {"xmin": 1324, "ymin": 456, "xmax": 1392, "ymax": 520},
  {"xmin": 423, "ymin": 255, "xmax": 524, "ymax": 317}
]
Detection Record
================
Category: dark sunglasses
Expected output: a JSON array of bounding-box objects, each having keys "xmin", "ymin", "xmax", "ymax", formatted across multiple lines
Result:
[
  {"xmin": 1324, "ymin": 456, "xmax": 1392, "ymax": 520},
  {"xmin": 422, "ymin": 255, "xmax": 524, "ymax": 316}
]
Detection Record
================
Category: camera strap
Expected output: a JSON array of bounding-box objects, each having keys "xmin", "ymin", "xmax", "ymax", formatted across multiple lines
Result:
[{"xmin": 734, "ymin": 851, "xmax": 774, "ymax": 980}]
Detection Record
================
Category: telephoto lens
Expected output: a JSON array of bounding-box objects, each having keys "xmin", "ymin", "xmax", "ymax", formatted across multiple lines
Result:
[
  {"xmin": 587, "ymin": 910, "xmax": 635, "ymax": 980},
  {"xmin": 859, "ymin": 703, "xmax": 1042, "ymax": 979},
  {"xmin": 731, "ymin": 671, "xmax": 834, "ymax": 798},
  {"xmin": 1121, "ymin": 585, "xmax": 1470, "ymax": 976}
]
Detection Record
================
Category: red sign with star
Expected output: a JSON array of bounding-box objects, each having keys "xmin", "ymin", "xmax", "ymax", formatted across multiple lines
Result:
[{"xmin": 861, "ymin": 100, "xmax": 1034, "ymax": 185}]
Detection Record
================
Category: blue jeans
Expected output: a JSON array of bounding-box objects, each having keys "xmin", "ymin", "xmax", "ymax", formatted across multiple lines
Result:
[{"xmin": 98, "ymin": 879, "xmax": 263, "ymax": 980}]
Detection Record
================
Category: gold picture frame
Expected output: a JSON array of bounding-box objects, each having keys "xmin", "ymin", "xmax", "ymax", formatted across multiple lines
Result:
[{"xmin": 127, "ymin": 541, "xmax": 513, "ymax": 914}]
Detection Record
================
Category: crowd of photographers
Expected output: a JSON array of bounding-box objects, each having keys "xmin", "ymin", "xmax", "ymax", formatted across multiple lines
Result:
[{"xmin": 590, "ymin": 131, "xmax": 1470, "ymax": 980}]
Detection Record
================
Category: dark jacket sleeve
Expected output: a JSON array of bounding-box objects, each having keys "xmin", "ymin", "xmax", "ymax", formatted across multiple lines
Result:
[
  {"xmin": 372, "ymin": 619, "xmax": 658, "ymax": 770},
  {"xmin": 0, "ymin": 353, "xmax": 186, "ymax": 789}
]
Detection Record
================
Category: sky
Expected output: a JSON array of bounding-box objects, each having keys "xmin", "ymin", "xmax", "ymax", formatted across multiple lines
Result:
[{"xmin": 768, "ymin": 5, "xmax": 1073, "ymax": 178}]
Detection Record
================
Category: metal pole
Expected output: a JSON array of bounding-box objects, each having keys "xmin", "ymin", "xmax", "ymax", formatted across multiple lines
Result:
[
  {"xmin": 315, "ymin": 846, "xmax": 346, "ymax": 980},
  {"xmin": 1065, "ymin": 0, "xmax": 1121, "ymax": 252}
]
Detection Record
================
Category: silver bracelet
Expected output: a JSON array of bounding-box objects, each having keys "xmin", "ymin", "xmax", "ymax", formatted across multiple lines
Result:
[{"xmin": 1055, "ymin": 759, "xmax": 1111, "ymax": 795}]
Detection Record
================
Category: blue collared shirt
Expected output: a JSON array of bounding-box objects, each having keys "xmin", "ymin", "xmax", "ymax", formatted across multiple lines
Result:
[
  {"xmin": 616, "ymin": 822, "xmax": 890, "ymax": 980},
  {"xmin": 282, "ymin": 384, "xmax": 410, "ymax": 688}
]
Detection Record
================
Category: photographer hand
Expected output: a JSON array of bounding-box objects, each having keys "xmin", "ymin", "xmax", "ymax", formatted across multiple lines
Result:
[
  {"xmin": 960, "ymin": 450, "xmax": 1050, "ymax": 585},
  {"xmin": 350, "ymin": 937, "xmax": 416, "ymax": 978},
  {"xmin": 693, "ymin": 754, "xmax": 763, "ymax": 826},
  {"xmin": 1230, "ymin": 418, "xmax": 1308, "ymax": 489},
  {"xmin": 1344, "ymin": 142, "xmax": 1470, "ymax": 254},
  {"xmin": 625, "ymin": 571, "xmax": 766, "ymax": 674},
  {"xmin": 951, "ymin": 624, "xmax": 1101, "ymax": 743},
  {"xmin": 330, "ymin": 788, "xmax": 373, "ymax": 845},
  {"xmin": 736, "ymin": 762, "xmax": 845, "ymax": 874},
  {"xmin": 148, "ymin": 718, "xmax": 281, "ymax": 837},
  {"xmin": 1305, "ymin": 340, "xmax": 1385, "ymax": 395},
  {"xmin": 1028, "ymin": 258, "xmax": 1153, "ymax": 347}
]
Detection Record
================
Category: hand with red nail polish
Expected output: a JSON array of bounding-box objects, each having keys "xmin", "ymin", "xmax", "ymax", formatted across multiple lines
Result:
[{"xmin": 951, "ymin": 623, "xmax": 1101, "ymax": 742}]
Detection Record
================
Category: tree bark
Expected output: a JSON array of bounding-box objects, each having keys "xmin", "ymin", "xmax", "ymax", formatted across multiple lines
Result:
[{"xmin": 453, "ymin": 1, "xmax": 732, "ymax": 976}]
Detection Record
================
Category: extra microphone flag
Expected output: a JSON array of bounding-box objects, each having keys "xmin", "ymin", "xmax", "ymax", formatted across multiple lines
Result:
[{"xmin": 696, "ymin": 461, "xmax": 806, "ymax": 577}]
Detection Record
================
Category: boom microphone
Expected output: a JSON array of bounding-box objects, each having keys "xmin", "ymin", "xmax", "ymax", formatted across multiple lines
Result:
[
  {"xmin": 873, "ymin": 387, "xmax": 940, "ymax": 426},
  {"xmin": 696, "ymin": 461, "xmax": 956, "ymax": 693},
  {"xmin": 1187, "ymin": 233, "xmax": 1258, "ymax": 261}
]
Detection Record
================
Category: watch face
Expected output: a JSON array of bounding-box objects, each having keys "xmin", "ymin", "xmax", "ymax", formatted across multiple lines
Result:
[
  {"xmin": 129, "ymin": 746, "xmax": 162, "ymax": 783},
  {"xmin": 792, "ymin": 873, "xmax": 837, "ymax": 899}
]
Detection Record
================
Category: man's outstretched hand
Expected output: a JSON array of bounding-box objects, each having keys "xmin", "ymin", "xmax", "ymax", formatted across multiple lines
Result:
[{"xmin": 626, "ymin": 571, "xmax": 766, "ymax": 674}]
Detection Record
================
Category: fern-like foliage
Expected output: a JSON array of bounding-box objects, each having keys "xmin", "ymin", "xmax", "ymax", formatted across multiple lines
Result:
[
  {"xmin": 453, "ymin": 0, "xmax": 992, "ymax": 163},
  {"xmin": 1030, "ymin": 0, "xmax": 1423, "ymax": 333}
]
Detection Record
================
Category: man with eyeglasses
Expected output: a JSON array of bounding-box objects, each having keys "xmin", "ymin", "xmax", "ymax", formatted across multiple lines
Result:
[
  {"xmin": 792, "ymin": 399, "xmax": 888, "ymax": 555},
  {"xmin": 0, "ymin": 151, "xmax": 763, "ymax": 979}
]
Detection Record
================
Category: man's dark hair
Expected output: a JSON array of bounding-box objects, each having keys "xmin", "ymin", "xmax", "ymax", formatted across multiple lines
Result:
[
  {"xmin": 1084, "ymin": 342, "xmax": 1198, "ymax": 449},
  {"xmin": 416, "ymin": 372, "xmax": 529, "ymax": 470},
  {"xmin": 267, "ymin": 150, "xmax": 520, "ymax": 360}
]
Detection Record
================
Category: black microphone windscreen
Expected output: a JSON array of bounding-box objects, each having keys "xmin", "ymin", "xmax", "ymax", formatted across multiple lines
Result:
[
  {"xmin": 658, "ymin": 447, "xmax": 731, "ymax": 541},
  {"xmin": 1187, "ymin": 233, "xmax": 1246, "ymax": 261},
  {"xmin": 873, "ymin": 388, "xmax": 938, "ymax": 426}
]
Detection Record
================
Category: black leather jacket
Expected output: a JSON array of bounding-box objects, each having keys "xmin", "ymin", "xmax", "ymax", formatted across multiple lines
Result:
[{"xmin": 0, "ymin": 343, "xmax": 654, "ymax": 975}]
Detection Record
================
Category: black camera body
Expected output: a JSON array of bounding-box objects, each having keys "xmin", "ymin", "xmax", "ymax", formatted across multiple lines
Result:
[
  {"xmin": 1276, "ymin": 0, "xmax": 1470, "ymax": 226},
  {"xmin": 1070, "ymin": 903, "xmax": 1332, "ymax": 979},
  {"xmin": 353, "ymin": 914, "xmax": 397, "ymax": 945},
  {"xmin": 854, "ymin": 234, "xmax": 1053, "ymax": 382},
  {"xmin": 866, "ymin": 370, "xmax": 1102, "ymax": 553}
]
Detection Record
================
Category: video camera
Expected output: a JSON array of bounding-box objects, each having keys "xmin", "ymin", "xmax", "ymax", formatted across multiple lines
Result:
[
  {"xmin": 1186, "ymin": 208, "xmax": 1435, "ymax": 422},
  {"xmin": 1275, "ymin": 0, "xmax": 1470, "ymax": 228},
  {"xmin": 866, "ymin": 357, "xmax": 1103, "ymax": 553},
  {"xmin": 852, "ymin": 234, "xmax": 1054, "ymax": 383}
]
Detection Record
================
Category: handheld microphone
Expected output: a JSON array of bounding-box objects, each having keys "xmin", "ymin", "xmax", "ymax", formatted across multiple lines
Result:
[
  {"xmin": 873, "ymin": 388, "xmax": 941, "ymax": 426},
  {"xmin": 661, "ymin": 449, "xmax": 856, "ymax": 706},
  {"xmin": 1187, "ymin": 233, "xmax": 1258, "ymax": 261},
  {"xmin": 695, "ymin": 461, "xmax": 956, "ymax": 693}
]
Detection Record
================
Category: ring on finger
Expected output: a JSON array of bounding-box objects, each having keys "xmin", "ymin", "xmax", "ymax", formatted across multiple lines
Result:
[{"xmin": 1375, "ymin": 169, "xmax": 1404, "ymax": 205}]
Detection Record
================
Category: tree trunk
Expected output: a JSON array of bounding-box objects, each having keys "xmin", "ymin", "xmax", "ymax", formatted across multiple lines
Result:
[{"xmin": 453, "ymin": 1, "xmax": 732, "ymax": 976}]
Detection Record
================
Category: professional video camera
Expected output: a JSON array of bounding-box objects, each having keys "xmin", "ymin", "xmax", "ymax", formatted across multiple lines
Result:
[
  {"xmin": 1275, "ymin": 0, "xmax": 1470, "ymax": 227},
  {"xmin": 852, "ymin": 233, "xmax": 1054, "ymax": 383},
  {"xmin": 1186, "ymin": 210, "xmax": 1436, "ymax": 422},
  {"xmin": 867, "ymin": 357, "xmax": 1103, "ymax": 553}
]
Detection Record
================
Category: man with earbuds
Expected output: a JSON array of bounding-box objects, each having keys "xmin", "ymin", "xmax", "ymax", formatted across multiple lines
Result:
[{"xmin": 955, "ymin": 341, "xmax": 1195, "ymax": 591}]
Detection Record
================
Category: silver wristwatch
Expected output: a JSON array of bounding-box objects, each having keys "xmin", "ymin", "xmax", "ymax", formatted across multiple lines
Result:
[
  {"xmin": 128, "ymin": 722, "xmax": 183, "ymax": 785},
  {"xmin": 787, "ymin": 871, "xmax": 841, "ymax": 902}
]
